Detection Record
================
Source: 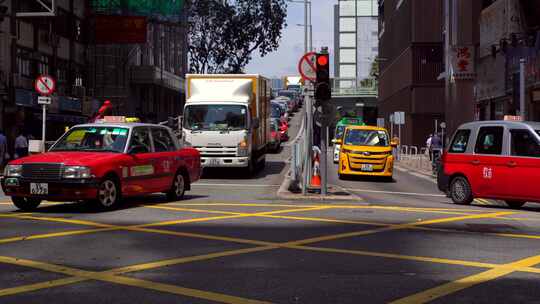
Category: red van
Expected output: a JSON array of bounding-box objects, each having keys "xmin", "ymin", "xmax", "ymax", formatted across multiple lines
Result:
[{"xmin": 438, "ymin": 121, "xmax": 540, "ymax": 208}]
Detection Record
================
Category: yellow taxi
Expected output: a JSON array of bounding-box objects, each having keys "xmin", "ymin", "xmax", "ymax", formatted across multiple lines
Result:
[{"xmin": 338, "ymin": 125, "xmax": 397, "ymax": 180}]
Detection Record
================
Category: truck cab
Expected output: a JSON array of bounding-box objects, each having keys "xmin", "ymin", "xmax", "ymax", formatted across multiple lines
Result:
[{"xmin": 183, "ymin": 75, "xmax": 271, "ymax": 174}]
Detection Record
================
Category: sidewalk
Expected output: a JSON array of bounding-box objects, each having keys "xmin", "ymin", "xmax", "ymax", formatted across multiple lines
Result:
[{"xmin": 394, "ymin": 154, "xmax": 435, "ymax": 179}]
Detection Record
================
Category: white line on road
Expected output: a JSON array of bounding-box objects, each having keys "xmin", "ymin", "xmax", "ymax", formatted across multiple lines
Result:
[
  {"xmin": 343, "ymin": 188, "xmax": 446, "ymax": 198},
  {"xmin": 194, "ymin": 183, "xmax": 281, "ymax": 188}
]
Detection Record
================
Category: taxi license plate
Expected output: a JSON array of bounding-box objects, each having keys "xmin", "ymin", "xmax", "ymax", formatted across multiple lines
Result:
[
  {"xmin": 30, "ymin": 183, "xmax": 48, "ymax": 195},
  {"xmin": 207, "ymin": 158, "xmax": 220, "ymax": 166},
  {"xmin": 361, "ymin": 164, "xmax": 373, "ymax": 172}
]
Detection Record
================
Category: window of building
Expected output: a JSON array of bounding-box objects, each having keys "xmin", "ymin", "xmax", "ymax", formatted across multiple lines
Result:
[
  {"xmin": 38, "ymin": 55, "xmax": 50, "ymax": 76},
  {"xmin": 475, "ymin": 126, "xmax": 504, "ymax": 155},
  {"xmin": 16, "ymin": 48, "xmax": 32, "ymax": 78},
  {"xmin": 340, "ymin": 49, "xmax": 356, "ymax": 63},
  {"xmin": 339, "ymin": 1, "xmax": 356, "ymax": 17},
  {"xmin": 340, "ymin": 65, "xmax": 356, "ymax": 78},
  {"xmin": 340, "ymin": 33, "xmax": 356, "ymax": 48},
  {"xmin": 340, "ymin": 18, "xmax": 356, "ymax": 32}
]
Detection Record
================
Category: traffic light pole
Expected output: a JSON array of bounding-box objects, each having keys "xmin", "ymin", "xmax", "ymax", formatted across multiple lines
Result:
[{"xmin": 302, "ymin": 83, "xmax": 313, "ymax": 195}]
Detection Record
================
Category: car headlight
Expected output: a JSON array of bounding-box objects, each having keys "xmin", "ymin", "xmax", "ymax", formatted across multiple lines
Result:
[
  {"xmin": 4, "ymin": 165, "xmax": 22, "ymax": 177},
  {"xmin": 63, "ymin": 166, "xmax": 92, "ymax": 179},
  {"xmin": 237, "ymin": 138, "xmax": 249, "ymax": 157}
]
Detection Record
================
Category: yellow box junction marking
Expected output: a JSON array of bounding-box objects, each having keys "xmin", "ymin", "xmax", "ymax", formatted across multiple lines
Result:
[{"xmin": 0, "ymin": 209, "xmax": 523, "ymax": 302}]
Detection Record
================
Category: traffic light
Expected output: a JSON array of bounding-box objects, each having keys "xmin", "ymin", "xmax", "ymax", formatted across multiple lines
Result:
[
  {"xmin": 315, "ymin": 52, "xmax": 331, "ymax": 101},
  {"xmin": 0, "ymin": 4, "xmax": 8, "ymax": 23}
]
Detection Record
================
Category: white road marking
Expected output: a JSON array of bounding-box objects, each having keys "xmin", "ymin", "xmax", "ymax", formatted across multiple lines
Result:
[
  {"xmin": 394, "ymin": 166, "xmax": 436, "ymax": 184},
  {"xmin": 194, "ymin": 183, "xmax": 281, "ymax": 188},
  {"xmin": 343, "ymin": 188, "xmax": 446, "ymax": 198}
]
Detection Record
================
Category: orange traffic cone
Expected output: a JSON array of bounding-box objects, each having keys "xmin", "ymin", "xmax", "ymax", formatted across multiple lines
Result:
[{"xmin": 310, "ymin": 154, "xmax": 321, "ymax": 188}]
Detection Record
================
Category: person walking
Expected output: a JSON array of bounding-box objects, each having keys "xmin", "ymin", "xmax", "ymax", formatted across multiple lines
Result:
[
  {"xmin": 14, "ymin": 131, "xmax": 28, "ymax": 159},
  {"xmin": 0, "ymin": 130, "xmax": 7, "ymax": 169},
  {"xmin": 426, "ymin": 134, "xmax": 433, "ymax": 161}
]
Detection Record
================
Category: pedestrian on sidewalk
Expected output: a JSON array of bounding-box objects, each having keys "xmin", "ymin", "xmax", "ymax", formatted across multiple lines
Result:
[
  {"xmin": 14, "ymin": 131, "xmax": 28, "ymax": 159},
  {"xmin": 431, "ymin": 133, "xmax": 442, "ymax": 161},
  {"xmin": 426, "ymin": 134, "xmax": 433, "ymax": 161},
  {"xmin": 0, "ymin": 130, "xmax": 7, "ymax": 170}
]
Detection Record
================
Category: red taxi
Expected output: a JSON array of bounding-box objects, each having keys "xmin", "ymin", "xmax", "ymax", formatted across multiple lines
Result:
[
  {"xmin": 2, "ymin": 122, "xmax": 201, "ymax": 211},
  {"xmin": 438, "ymin": 120, "xmax": 540, "ymax": 208}
]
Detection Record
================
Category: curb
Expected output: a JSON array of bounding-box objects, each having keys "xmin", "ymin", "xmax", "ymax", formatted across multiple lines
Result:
[{"xmin": 276, "ymin": 172, "xmax": 364, "ymax": 202}]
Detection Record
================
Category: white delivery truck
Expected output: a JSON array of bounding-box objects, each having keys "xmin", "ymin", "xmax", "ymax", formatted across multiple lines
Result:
[{"xmin": 183, "ymin": 74, "xmax": 271, "ymax": 174}]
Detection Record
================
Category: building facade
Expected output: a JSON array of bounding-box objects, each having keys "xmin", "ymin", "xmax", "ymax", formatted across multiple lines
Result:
[
  {"xmin": 475, "ymin": 0, "xmax": 540, "ymax": 122},
  {"xmin": 334, "ymin": 0, "xmax": 379, "ymax": 87},
  {"xmin": 442, "ymin": 0, "xmax": 482, "ymax": 138},
  {"xmin": 0, "ymin": 0, "xmax": 89, "ymax": 148},
  {"xmin": 0, "ymin": 0, "xmax": 188, "ymax": 151},
  {"xmin": 377, "ymin": 0, "xmax": 444, "ymax": 147}
]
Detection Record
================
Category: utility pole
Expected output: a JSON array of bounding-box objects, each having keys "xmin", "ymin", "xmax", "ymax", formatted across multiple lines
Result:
[{"xmin": 520, "ymin": 58, "xmax": 526, "ymax": 120}]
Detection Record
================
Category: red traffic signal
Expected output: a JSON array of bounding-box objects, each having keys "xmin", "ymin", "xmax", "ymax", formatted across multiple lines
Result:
[{"xmin": 317, "ymin": 55, "xmax": 329, "ymax": 66}]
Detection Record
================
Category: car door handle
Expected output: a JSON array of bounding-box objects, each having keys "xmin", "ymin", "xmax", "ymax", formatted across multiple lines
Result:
[
  {"xmin": 471, "ymin": 160, "xmax": 480, "ymax": 165},
  {"xmin": 507, "ymin": 161, "xmax": 517, "ymax": 168}
]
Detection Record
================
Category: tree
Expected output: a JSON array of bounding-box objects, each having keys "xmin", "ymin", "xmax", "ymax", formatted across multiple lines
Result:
[{"xmin": 188, "ymin": 0, "xmax": 287, "ymax": 74}]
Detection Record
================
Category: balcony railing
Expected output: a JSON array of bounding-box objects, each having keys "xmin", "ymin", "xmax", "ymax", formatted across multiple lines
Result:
[{"xmin": 331, "ymin": 78, "xmax": 378, "ymax": 97}]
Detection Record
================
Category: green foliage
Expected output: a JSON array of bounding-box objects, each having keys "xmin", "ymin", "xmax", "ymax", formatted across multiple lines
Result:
[{"xmin": 188, "ymin": 0, "xmax": 288, "ymax": 74}]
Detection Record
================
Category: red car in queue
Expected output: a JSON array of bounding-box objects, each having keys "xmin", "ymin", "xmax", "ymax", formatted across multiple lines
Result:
[
  {"xmin": 269, "ymin": 119, "xmax": 282, "ymax": 152},
  {"xmin": 2, "ymin": 121, "xmax": 201, "ymax": 211}
]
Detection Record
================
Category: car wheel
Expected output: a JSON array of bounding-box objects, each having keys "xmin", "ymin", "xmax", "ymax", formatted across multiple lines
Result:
[
  {"xmin": 167, "ymin": 172, "xmax": 186, "ymax": 201},
  {"xmin": 96, "ymin": 178, "xmax": 120, "ymax": 210},
  {"xmin": 12, "ymin": 197, "xmax": 42, "ymax": 211},
  {"xmin": 505, "ymin": 200, "xmax": 526, "ymax": 209},
  {"xmin": 449, "ymin": 176, "xmax": 473, "ymax": 205}
]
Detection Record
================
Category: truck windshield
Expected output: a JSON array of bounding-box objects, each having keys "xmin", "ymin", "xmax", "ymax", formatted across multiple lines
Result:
[
  {"xmin": 51, "ymin": 126, "xmax": 129, "ymax": 153},
  {"xmin": 184, "ymin": 105, "xmax": 248, "ymax": 131},
  {"xmin": 344, "ymin": 129, "xmax": 389, "ymax": 147}
]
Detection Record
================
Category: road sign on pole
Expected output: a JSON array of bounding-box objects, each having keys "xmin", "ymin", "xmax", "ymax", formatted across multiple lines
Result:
[
  {"xmin": 35, "ymin": 75, "xmax": 56, "ymax": 96},
  {"xmin": 394, "ymin": 111, "xmax": 405, "ymax": 125},
  {"xmin": 298, "ymin": 52, "xmax": 317, "ymax": 83},
  {"xmin": 35, "ymin": 75, "xmax": 56, "ymax": 153},
  {"xmin": 37, "ymin": 96, "xmax": 52, "ymax": 105}
]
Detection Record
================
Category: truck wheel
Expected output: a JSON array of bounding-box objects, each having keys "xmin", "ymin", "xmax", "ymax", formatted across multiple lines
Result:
[
  {"xmin": 505, "ymin": 201, "xmax": 526, "ymax": 209},
  {"xmin": 12, "ymin": 197, "xmax": 42, "ymax": 211},
  {"xmin": 167, "ymin": 172, "xmax": 186, "ymax": 201},
  {"xmin": 245, "ymin": 158, "xmax": 255, "ymax": 176},
  {"xmin": 258, "ymin": 156, "xmax": 266, "ymax": 170},
  {"xmin": 96, "ymin": 177, "xmax": 121, "ymax": 210},
  {"xmin": 449, "ymin": 176, "xmax": 473, "ymax": 205}
]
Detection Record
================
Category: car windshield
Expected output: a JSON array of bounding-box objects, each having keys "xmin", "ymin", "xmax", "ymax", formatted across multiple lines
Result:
[
  {"xmin": 278, "ymin": 91, "xmax": 295, "ymax": 99},
  {"xmin": 344, "ymin": 129, "xmax": 389, "ymax": 147},
  {"xmin": 184, "ymin": 105, "xmax": 248, "ymax": 131},
  {"xmin": 271, "ymin": 105, "xmax": 281, "ymax": 118},
  {"xmin": 51, "ymin": 126, "xmax": 129, "ymax": 153},
  {"xmin": 335, "ymin": 125, "xmax": 346, "ymax": 140}
]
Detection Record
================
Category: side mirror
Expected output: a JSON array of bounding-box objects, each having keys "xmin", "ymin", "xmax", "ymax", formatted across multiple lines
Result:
[{"xmin": 252, "ymin": 118, "xmax": 260, "ymax": 129}]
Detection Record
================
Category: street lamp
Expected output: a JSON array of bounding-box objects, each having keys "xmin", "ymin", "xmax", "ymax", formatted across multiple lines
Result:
[{"xmin": 288, "ymin": 0, "xmax": 312, "ymax": 52}]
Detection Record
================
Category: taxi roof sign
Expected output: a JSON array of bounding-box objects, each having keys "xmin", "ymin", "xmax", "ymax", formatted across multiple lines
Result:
[{"xmin": 97, "ymin": 116, "xmax": 141, "ymax": 123}]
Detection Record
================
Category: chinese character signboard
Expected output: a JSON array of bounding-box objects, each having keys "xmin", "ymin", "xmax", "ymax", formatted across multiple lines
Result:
[
  {"xmin": 451, "ymin": 46, "xmax": 476, "ymax": 80},
  {"xmin": 94, "ymin": 15, "xmax": 148, "ymax": 44}
]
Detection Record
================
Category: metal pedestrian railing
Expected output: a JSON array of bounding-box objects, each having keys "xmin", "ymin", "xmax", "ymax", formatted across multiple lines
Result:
[{"xmin": 290, "ymin": 117, "xmax": 306, "ymax": 191}]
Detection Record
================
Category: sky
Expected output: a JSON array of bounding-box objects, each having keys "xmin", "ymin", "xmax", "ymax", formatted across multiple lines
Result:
[{"xmin": 245, "ymin": 0, "xmax": 335, "ymax": 78}]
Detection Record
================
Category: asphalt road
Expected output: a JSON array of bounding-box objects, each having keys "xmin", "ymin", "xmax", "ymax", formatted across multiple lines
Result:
[{"xmin": 2, "ymin": 109, "xmax": 540, "ymax": 303}]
